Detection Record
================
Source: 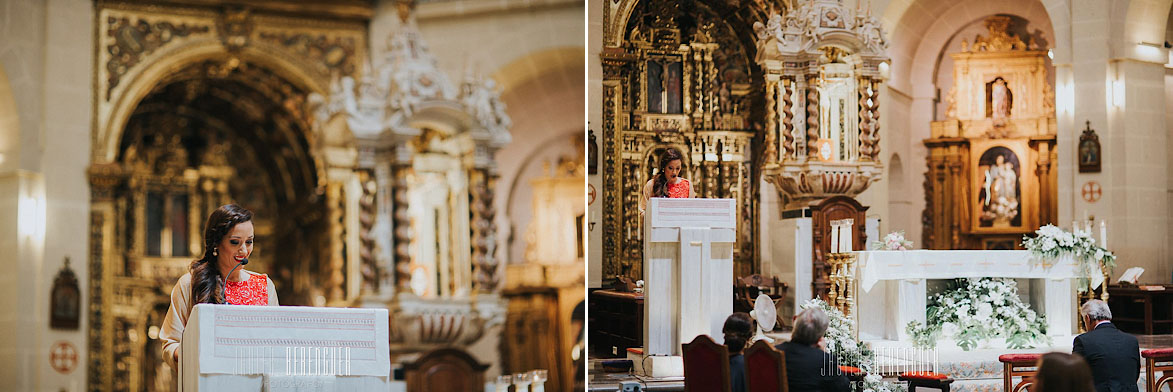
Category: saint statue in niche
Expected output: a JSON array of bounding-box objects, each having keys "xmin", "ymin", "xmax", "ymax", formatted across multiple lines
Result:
[
  {"xmin": 987, "ymin": 77, "xmax": 1013, "ymax": 127},
  {"xmin": 978, "ymin": 147, "xmax": 1021, "ymax": 227}
]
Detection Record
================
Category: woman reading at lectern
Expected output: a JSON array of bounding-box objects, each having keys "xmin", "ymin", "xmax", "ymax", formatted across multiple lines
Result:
[
  {"xmin": 159, "ymin": 204, "xmax": 278, "ymax": 368},
  {"xmin": 639, "ymin": 148, "xmax": 694, "ymax": 214}
]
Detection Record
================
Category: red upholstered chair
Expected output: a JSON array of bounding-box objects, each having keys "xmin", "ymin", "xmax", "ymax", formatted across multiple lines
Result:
[
  {"xmin": 1142, "ymin": 348, "xmax": 1173, "ymax": 392},
  {"xmin": 899, "ymin": 371, "xmax": 953, "ymax": 392},
  {"xmin": 682, "ymin": 335, "xmax": 731, "ymax": 392},
  {"xmin": 998, "ymin": 353, "xmax": 1042, "ymax": 392},
  {"xmin": 744, "ymin": 340, "xmax": 787, "ymax": 392}
]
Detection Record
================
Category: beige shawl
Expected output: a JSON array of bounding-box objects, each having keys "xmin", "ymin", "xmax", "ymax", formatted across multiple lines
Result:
[{"xmin": 159, "ymin": 269, "xmax": 279, "ymax": 369}]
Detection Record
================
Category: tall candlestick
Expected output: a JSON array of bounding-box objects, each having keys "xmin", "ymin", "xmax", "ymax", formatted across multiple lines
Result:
[
  {"xmin": 1100, "ymin": 220, "xmax": 1108, "ymax": 249},
  {"xmin": 1085, "ymin": 220, "xmax": 1092, "ymax": 235}
]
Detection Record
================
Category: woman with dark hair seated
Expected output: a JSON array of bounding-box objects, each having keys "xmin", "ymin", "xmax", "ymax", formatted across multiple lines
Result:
[
  {"xmin": 158, "ymin": 204, "xmax": 279, "ymax": 369},
  {"xmin": 724, "ymin": 312, "xmax": 753, "ymax": 392},
  {"xmin": 775, "ymin": 308, "xmax": 850, "ymax": 392},
  {"xmin": 1034, "ymin": 352, "xmax": 1095, "ymax": 392}
]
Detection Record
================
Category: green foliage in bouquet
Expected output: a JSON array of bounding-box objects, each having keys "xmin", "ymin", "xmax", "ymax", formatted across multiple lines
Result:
[
  {"xmin": 1022, "ymin": 224, "xmax": 1115, "ymax": 293},
  {"xmin": 906, "ymin": 278, "xmax": 1050, "ymax": 351}
]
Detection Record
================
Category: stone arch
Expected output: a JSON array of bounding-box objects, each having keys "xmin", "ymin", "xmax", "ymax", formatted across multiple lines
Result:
[
  {"xmin": 882, "ymin": 0, "xmax": 1057, "ymax": 243},
  {"xmin": 494, "ymin": 46, "xmax": 584, "ymax": 265},
  {"xmin": 887, "ymin": 0, "xmax": 1055, "ymax": 94},
  {"xmin": 1123, "ymin": 0, "xmax": 1173, "ymax": 61},
  {"xmin": 97, "ymin": 41, "xmax": 331, "ymax": 165},
  {"xmin": 0, "ymin": 63, "xmax": 18, "ymax": 171}
]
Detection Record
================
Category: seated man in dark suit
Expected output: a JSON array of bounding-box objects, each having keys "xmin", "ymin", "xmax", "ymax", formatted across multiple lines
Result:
[
  {"xmin": 775, "ymin": 308, "xmax": 850, "ymax": 392},
  {"xmin": 1073, "ymin": 299, "xmax": 1140, "ymax": 392}
]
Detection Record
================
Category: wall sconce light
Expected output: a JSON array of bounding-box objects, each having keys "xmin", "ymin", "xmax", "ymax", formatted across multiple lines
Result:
[
  {"xmin": 1111, "ymin": 78, "xmax": 1125, "ymax": 108},
  {"xmin": 1137, "ymin": 42, "xmax": 1164, "ymax": 62},
  {"xmin": 18, "ymin": 195, "xmax": 44, "ymax": 238},
  {"xmin": 1056, "ymin": 81, "xmax": 1073, "ymax": 113}
]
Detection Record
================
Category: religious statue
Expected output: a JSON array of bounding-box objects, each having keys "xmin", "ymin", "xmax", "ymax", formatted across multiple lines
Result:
[
  {"xmin": 990, "ymin": 78, "xmax": 1011, "ymax": 126},
  {"xmin": 980, "ymin": 153, "xmax": 1019, "ymax": 226}
]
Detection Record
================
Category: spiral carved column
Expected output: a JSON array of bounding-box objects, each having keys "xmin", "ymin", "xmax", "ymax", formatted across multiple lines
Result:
[
  {"xmin": 359, "ymin": 173, "xmax": 379, "ymax": 294},
  {"xmin": 869, "ymin": 80, "xmax": 881, "ymax": 160},
  {"xmin": 469, "ymin": 169, "xmax": 500, "ymax": 293},
  {"xmin": 806, "ymin": 87, "xmax": 820, "ymax": 157},
  {"xmin": 392, "ymin": 165, "xmax": 414, "ymax": 294},
  {"xmin": 764, "ymin": 79, "xmax": 778, "ymax": 163},
  {"xmin": 858, "ymin": 81, "xmax": 873, "ymax": 159},
  {"xmin": 781, "ymin": 79, "xmax": 795, "ymax": 159}
]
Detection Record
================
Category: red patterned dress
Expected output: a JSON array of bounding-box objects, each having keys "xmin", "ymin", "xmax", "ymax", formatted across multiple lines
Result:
[
  {"xmin": 667, "ymin": 178, "xmax": 691, "ymax": 198},
  {"xmin": 225, "ymin": 273, "xmax": 269, "ymax": 305}
]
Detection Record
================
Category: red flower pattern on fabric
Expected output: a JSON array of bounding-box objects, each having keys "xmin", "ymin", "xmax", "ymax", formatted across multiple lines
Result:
[
  {"xmin": 225, "ymin": 274, "xmax": 269, "ymax": 305},
  {"xmin": 667, "ymin": 179, "xmax": 690, "ymax": 198}
]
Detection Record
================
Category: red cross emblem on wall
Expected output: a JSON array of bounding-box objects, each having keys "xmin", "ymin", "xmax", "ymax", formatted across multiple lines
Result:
[
  {"xmin": 50, "ymin": 341, "xmax": 77, "ymax": 374},
  {"xmin": 1082, "ymin": 181, "xmax": 1102, "ymax": 203}
]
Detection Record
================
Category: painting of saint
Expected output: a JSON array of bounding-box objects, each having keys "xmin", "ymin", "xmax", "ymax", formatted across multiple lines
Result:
[
  {"xmin": 977, "ymin": 146, "xmax": 1021, "ymax": 227},
  {"xmin": 665, "ymin": 62, "xmax": 683, "ymax": 113},
  {"xmin": 647, "ymin": 60, "xmax": 663, "ymax": 113}
]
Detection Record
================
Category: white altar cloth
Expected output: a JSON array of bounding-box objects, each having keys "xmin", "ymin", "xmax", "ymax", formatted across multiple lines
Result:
[
  {"xmin": 857, "ymin": 250, "xmax": 1102, "ymax": 293},
  {"xmin": 854, "ymin": 250, "xmax": 1096, "ymax": 342}
]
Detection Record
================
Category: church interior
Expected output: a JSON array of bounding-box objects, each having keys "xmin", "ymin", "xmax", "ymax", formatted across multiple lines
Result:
[
  {"xmin": 588, "ymin": 0, "xmax": 1173, "ymax": 390},
  {"xmin": 0, "ymin": 0, "xmax": 585, "ymax": 390}
]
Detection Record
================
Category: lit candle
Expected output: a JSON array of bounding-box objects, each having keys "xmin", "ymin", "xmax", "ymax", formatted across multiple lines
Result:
[
  {"xmin": 1100, "ymin": 220, "xmax": 1108, "ymax": 249},
  {"xmin": 830, "ymin": 225, "xmax": 839, "ymax": 253}
]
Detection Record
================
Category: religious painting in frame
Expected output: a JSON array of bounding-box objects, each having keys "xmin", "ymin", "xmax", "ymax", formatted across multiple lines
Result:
[
  {"xmin": 50, "ymin": 258, "xmax": 80, "ymax": 330},
  {"xmin": 970, "ymin": 139, "xmax": 1037, "ymax": 234},
  {"xmin": 1078, "ymin": 121, "xmax": 1101, "ymax": 173}
]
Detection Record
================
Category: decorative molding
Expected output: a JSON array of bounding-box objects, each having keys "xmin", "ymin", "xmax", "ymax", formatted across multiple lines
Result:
[{"xmin": 103, "ymin": 14, "xmax": 211, "ymax": 99}]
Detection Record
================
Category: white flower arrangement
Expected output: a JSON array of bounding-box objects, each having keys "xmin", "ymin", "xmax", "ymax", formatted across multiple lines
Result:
[
  {"xmin": 1021, "ymin": 224, "xmax": 1116, "ymax": 292},
  {"xmin": 906, "ymin": 278, "xmax": 1050, "ymax": 351},
  {"xmin": 800, "ymin": 299, "xmax": 906, "ymax": 392},
  {"xmin": 870, "ymin": 231, "xmax": 913, "ymax": 250}
]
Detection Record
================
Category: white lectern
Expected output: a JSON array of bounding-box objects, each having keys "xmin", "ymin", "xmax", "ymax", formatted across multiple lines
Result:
[
  {"xmin": 632, "ymin": 198, "xmax": 736, "ymax": 377},
  {"xmin": 180, "ymin": 304, "xmax": 391, "ymax": 391}
]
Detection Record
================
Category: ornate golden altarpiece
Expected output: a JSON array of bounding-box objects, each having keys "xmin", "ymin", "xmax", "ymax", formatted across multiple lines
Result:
[
  {"xmin": 599, "ymin": 0, "xmax": 792, "ymax": 280},
  {"xmin": 923, "ymin": 16, "xmax": 1057, "ymax": 250},
  {"xmin": 87, "ymin": 1, "xmax": 512, "ymax": 390},
  {"xmin": 752, "ymin": 0, "xmax": 888, "ymax": 300}
]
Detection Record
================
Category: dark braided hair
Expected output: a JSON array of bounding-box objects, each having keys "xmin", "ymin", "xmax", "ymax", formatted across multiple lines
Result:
[
  {"xmin": 651, "ymin": 148, "xmax": 684, "ymax": 198},
  {"xmin": 190, "ymin": 204, "xmax": 253, "ymax": 304},
  {"xmin": 723, "ymin": 312, "xmax": 754, "ymax": 354}
]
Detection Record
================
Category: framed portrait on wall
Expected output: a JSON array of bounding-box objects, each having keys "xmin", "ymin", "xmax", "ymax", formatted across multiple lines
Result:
[
  {"xmin": 970, "ymin": 139, "xmax": 1037, "ymax": 234},
  {"xmin": 50, "ymin": 258, "xmax": 80, "ymax": 330},
  {"xmin": 1079, "ymin": 121, "xmax": 1101, "ymax": 173}
]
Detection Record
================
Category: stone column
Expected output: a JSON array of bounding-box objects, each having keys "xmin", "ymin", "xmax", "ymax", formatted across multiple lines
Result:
[{"xmin": 470, "ymin": 168, "xmax": 500, "ymax": 293}]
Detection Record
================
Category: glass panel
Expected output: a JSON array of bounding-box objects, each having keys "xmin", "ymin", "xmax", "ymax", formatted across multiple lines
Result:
[
  {"xmin": 171, "ymin": 194, "xmax": 189, "ymax": 257},
  {"xmin": 146, "ymin": 192, "xmax": 163, "ymax": 256}
]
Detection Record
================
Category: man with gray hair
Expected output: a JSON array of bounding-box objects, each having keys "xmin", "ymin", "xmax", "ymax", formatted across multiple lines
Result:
[
  {"xmin": 1073, "ymin": 299, "xmax": 1139, "ymax": 392},
  {"xmin": 775, "ymin": 308, "xmax": 850, "ymax": 392}
]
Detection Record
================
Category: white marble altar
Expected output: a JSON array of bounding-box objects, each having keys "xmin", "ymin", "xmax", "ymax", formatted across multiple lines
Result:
[
  {"xmin": 855, "ymin": 250, "xmax": 1087, "ymax": 342},
  {"xmin": 634, "ymin": 198, "xmax": 735, "ymax": 377}
]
